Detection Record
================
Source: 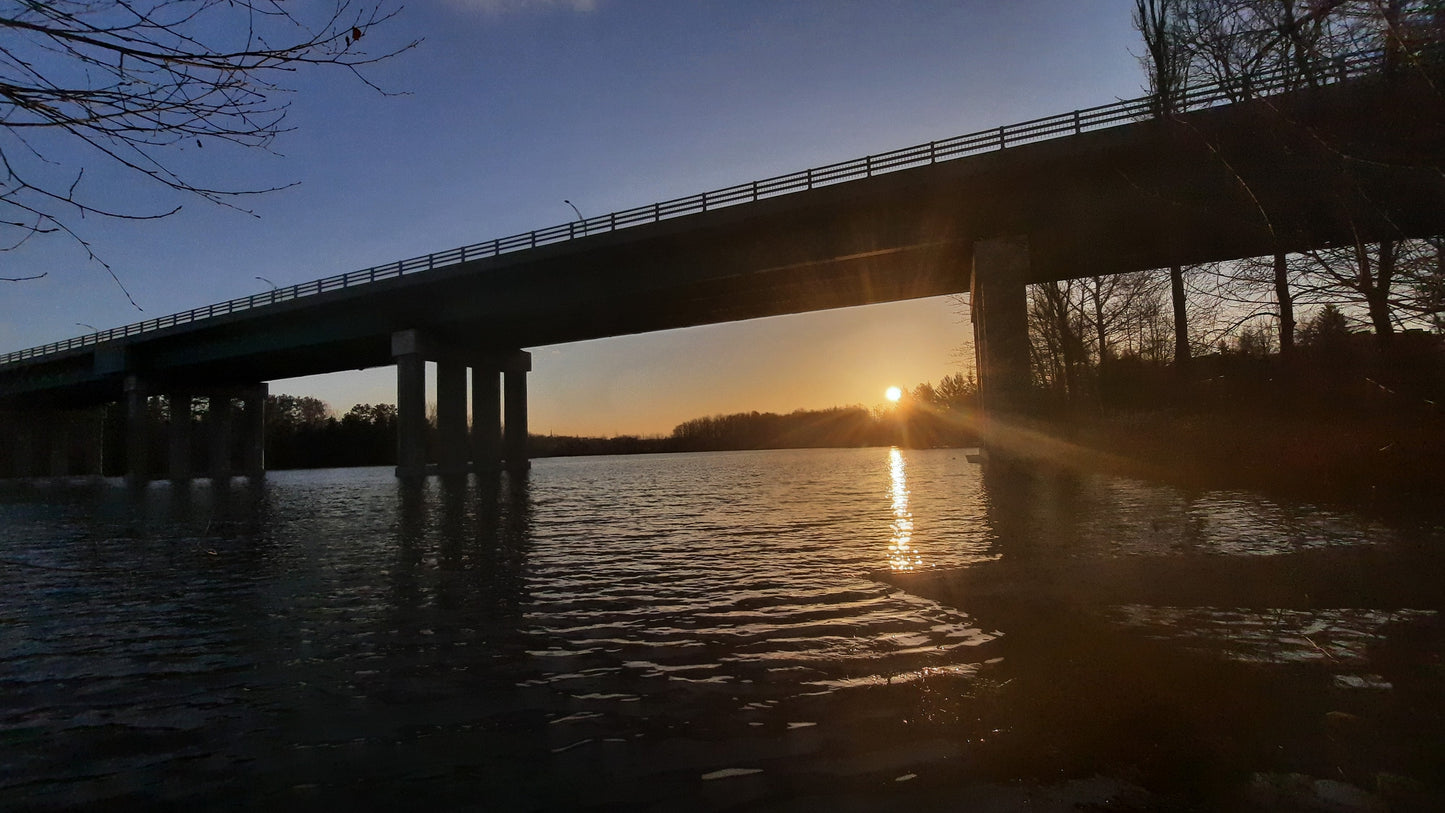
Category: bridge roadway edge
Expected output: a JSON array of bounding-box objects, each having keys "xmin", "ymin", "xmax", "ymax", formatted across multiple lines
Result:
[{"xmin": 0, "ymin": 66, "xmax": 1442, "ymax": 478}]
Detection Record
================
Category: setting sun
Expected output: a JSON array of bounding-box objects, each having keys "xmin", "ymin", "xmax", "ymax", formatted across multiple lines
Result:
[{"xmin": 885, "ymin": 386, "xmax": 903, "ymax": 402}]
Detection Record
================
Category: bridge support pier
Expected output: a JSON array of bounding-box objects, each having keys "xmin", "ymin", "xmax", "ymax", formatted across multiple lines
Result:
[
  {"xmin": 8, "ymin": 415, "xmax": 35, "ymax": 478},
  {"xmin": 392, "ymin": 330, "xmax": 530, "ymax": 478},
  {"xmin": 79, "ymin": 410, "xmax": 104, "ymax": 477},
  {"xmin": 168, "ymin": 391, "xmax": 193, "ymax": 482},
  {"xmin": 125, "ymin": 376, "xmax": 152, "ymax": 486},
  {"xmin": 437, "ymin": 361, "xmax": 470, "ymax": 476},
  {"xmin": 45, "ymin": 412, "xmax": 69, "ymax": 477},
  {"xmin": 394, "ymin": 334, "xmax": 429, "ymax": 480},
  {"xmin": 472, "ymin": 368, "xmax": 501, "ymax": 472},
  {"xmin": 972, "ymin": 236, "xmax": 1032, "ymax": 460},
  {"xmin": 503, "ymin": 358, "xmax": 530, "ymax": 472},
  {"xmin": 209, "ymin": 393, "xmax": 234, "ymax": 482},
  {"xmin": 4, "ymin": 409, "xmax": 106, "ymax": 479},
  {"xmin": 472, "ymin": 352, "xmax": 531, "ymax": 473},
  {"xmin": 242, "ymin": 384, "xmax": 267, "ymax": 479}
]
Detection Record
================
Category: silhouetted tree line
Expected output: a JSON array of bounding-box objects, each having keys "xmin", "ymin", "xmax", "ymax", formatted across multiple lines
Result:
[
  {"xmin": 1048, "ymin": 309, "xmax": 1445, "ymax": 498},
  {"xmin": 667, "ymin": 374, "xmax": 980, "ymax": 453},
  {"xmin": 529, "ymin": 434, "xmax": 672, "ymax": 457},
  {"xmin": 94, "ymin": 394, "xmax": 247, "ymax": 477},
  {"xmin": 1025, "ymin": 292, "xmax": 1445, "ymax": 419},
  {"xmin": 94, "ymin": 394, "xmax": 400, "ymax": 473},
  {"xmin": 671, "ymin": 406, "xmax": 879, "ymax": 451},
  {"xmin": 265, "ymin": 395, "xmax": 397, "ymax": 469},
  {"xmin": 232, "ymin": 374, "xmax": 984, "ymax": 471}
]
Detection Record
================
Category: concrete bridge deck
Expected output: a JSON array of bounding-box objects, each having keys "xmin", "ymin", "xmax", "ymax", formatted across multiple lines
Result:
[{"xmin": 1, "ymin": 51, "xmax": 1442, "ymax": 479}]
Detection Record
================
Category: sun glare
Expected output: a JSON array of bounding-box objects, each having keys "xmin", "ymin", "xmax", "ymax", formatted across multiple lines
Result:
[{"xmin": 885, "ymin": 386, "xmax": 902, "ymax": 402}]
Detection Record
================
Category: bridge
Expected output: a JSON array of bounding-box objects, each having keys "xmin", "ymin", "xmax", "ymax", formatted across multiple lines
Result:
[{"xmin": 2, "ymin": 50, "xmax": 1442, "ymax": 481}]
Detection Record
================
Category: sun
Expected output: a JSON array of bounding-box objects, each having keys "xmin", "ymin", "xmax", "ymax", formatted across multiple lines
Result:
[{"xmin": 885, "ymin": 386, "xmax": 903, "ymax": 403}]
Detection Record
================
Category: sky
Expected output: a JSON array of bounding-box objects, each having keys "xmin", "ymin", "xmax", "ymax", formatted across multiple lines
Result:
[{"xmin": 0, "ymin": 0, "xmax": 1147, "ymax": 437}]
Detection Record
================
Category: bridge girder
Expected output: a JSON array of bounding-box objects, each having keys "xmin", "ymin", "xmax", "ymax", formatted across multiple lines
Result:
[{"xmin": 1, "ymin": 69, "xmax": 1442, "ymax": 409}]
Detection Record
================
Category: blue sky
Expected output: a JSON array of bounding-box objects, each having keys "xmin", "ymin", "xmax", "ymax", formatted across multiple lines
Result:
[{"xmin": 1, "ymin": 1, "xmax": 1146, "ymax": 436}]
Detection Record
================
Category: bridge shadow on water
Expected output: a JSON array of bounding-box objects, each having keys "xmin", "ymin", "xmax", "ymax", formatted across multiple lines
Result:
[{"xmin": 883, "ymin": 459, "xmax": 1445, "ymax": 810}]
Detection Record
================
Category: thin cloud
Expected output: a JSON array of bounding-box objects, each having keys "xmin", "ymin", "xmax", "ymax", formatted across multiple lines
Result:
[{"xmin": 449, "ymin": 0, "xmax": 599, "ymax": 16}]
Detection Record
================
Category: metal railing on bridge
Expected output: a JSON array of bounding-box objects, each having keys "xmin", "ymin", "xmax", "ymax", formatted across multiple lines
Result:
[{"xmin": 0, "ymin": 48, "xmax": 1395, "ymax": 368}]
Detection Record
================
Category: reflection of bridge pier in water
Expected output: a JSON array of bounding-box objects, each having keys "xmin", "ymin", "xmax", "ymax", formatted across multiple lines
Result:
[{"xmin": 395, "ymin": 470, "xmax": 535, "ymax": 607}]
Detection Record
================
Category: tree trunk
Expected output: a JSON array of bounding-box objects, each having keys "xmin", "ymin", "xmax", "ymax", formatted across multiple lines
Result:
[
  {"xmin": 1170, "ymin": 264, "xmax": 1190, "ymax": 367},
  {"xmin": 1384, "ymin": 0, "xmax": 1403, "ymax": 78},
  {"xmin": 1274, "ymin": 252, "xmax": 1295, "ymax": 356},
  {"xmin": 1366, "ymin": 239, "xmax": 1396, "ymax": 339},
  {"xmin": 1091, "ymin": 279, "xmax": 1109, "ymax": 367}
]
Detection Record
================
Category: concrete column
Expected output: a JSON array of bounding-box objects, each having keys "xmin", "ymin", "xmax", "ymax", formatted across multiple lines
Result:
[
  {"xmin": 11, "ymin": 414, "xmax": 35, "ymax": 478},
  {"xmin": 242, "ymin": 384, "xmax": 267, "ymax": 479},
  {"xmin": 168, "ymin": 391, "xmax": 193, "ymax": 482},
  {"xmin": 471, "ymin": 367, "xmax": 501, "ymax": 472},
  {"xmin": 47, "ymin": 412, "xmax": 69, "ymax": 477},
  {"xmin": 972, "ymin": 236, "xmax": 1032, "ymax": 417},
  {"xmin": 79, "ymin": 409, "xmax": 104, "ymax": 477},
  {"xmin": 125, "ymin": 376, "xmax": 151, "ymax": 485},
  {"xmin": 503, "ymin": 352, "xmax": 531, "ymax": 471},
  {"xmin": 393, "ymin": 331, "xmax": 428, "ymax": 479},
  {"xmin": 436, "ymin": 360, "xmax": 469, "ymax": 475},
  {"xmin": 209, "ymin": 394, "xmax": 234, "ymax": 482}
]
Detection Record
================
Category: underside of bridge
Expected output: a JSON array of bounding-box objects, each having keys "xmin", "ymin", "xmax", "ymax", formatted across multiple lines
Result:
[{"xmin": 1, "ymin": 66, "xmax": 1442, "ymax": 478}]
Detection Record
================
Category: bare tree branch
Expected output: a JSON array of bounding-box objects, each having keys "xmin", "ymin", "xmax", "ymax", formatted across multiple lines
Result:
[{"xmin": 0, "ymin": 0, "xmax": 417, "ymax": 304}]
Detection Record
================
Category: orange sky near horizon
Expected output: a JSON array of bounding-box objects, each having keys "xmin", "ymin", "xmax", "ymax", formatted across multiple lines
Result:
[{"xmin": 275, "ymin": 293, "xmax": 974, "ymax": 438}]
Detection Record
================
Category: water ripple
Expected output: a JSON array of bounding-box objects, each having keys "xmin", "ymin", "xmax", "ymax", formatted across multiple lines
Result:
[{"xmin": 2, "ymin": 448, "xmax": 1432, "ymax": 807}]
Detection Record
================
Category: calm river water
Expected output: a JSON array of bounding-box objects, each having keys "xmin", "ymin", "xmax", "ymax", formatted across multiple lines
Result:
[{"xmin": 2, "ymin": 448, "xmax": 1443, "ymax": 810}]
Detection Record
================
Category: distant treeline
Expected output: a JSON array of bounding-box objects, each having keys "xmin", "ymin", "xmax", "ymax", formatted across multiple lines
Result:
[
  {"xmin": 232, "ymin": 371, "xmax": 983, "ymax": 470},
  {"xmin": 89, "ymin": 396, "xmax": 400, "ymax": 475},
  {"xmin": 667, "ymin": 373, "xmax": 982, "ymax": 452},
  {"xmin": 266, "ymin": 399, "xmax": 397, "ymax": 469}
]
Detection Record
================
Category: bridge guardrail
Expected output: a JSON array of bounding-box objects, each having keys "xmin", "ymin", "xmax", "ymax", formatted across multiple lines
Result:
[{"xmin": 1, "ymin": 48, "xmax": 1392, "ymax": 368}]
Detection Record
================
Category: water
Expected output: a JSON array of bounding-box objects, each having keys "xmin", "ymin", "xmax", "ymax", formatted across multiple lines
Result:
[{"xmin": 2, "ymin": 448, "xmax": 1442, "ymax": 810}]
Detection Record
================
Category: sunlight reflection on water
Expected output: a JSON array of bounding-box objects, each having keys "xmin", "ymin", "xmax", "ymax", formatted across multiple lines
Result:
[{"xmin": 887, "ymin": 448, "xmax": 924, "ymax": 572}]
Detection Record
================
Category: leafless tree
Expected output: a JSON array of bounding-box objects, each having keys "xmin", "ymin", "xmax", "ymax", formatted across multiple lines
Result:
[
  {"xmin": 1028, "ymin": 280, "xmax": 1090, "ymax": 402},
  {"xmin": 1081, "ymin": 271, "xmax": 1172, "ymax": 366},
  {"xmin": 1199, "ymin": 0, "xmax": 1343, "ymax": 354},
  {"xmin": 1136, "ymin": 0, "xmax": 1193, "ymax": 117},
  {"xmin": 0, "ymin": 1, "xmax": 415, "ymax": 294},
  {"xmin": 1134, "ymin": 0, "xmax": 1200, "ymax": 366},
  {"xmin": 1026, "ymin": 272, "xmax": 1176, "ymax": 405},
  {"xmin": 1169, "ymin": 1, "xmax": 1445, "ymax": 355},
  {"xmin": 1296, "ymin": 3, "xmax": 1445, "ymax": 342},
  {"xmin": 1295, "ymin": 237, "xmax": 1445, "ymax": 335},
  {"xmin": 1405, "ymin": 236, "xmax": 1445, "ymax": 330},
  {"xmin": 1234, "ymin": 318, "xmax": 1278, "ymax": 355}
]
